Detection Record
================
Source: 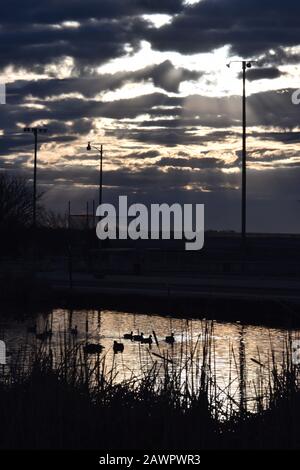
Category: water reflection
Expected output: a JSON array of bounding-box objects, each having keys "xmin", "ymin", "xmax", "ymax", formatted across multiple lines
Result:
[{"xmin": 1, "ymin": 308, "xmax": 299, "ymax": 413}]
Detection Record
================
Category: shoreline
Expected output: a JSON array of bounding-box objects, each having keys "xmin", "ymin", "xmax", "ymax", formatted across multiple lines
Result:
[{"xmin": 1, "ymin": 272, "xmax": 300, "ymax": 328}]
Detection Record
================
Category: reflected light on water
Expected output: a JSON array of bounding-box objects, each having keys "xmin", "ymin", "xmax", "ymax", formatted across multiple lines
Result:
[{"xmin": 1, "ymin": 308, "xmax": 299, "ymax": 414}]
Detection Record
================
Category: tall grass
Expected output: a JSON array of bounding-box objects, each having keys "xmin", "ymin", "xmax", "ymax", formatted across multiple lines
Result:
[{"xmin": 0, "ymin": 325, "xmax": 299, "ymax": 449}]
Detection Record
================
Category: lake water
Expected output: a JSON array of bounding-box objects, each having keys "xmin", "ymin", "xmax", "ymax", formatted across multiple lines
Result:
[{"xmin": 1, "ymin": 308, "xmax": 299, "ymax": 414}]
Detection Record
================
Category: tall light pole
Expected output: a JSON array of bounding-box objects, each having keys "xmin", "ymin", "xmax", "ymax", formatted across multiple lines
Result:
[
  {"xmin": 24, "ymin": 126, "xmax": 47, "ymax": 229},
  {"xmin": 87, "ymin": 142, "xmax": 103, "ymax": 207},
  {"xmin": 227, "ymin": 60, "xmax": 254, "ymax": 248}
]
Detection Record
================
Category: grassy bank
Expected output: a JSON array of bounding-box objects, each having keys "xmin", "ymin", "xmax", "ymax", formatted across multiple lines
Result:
[{"xmin": 0, "ymin": 332, "xmax": 299, "ymax": 450}]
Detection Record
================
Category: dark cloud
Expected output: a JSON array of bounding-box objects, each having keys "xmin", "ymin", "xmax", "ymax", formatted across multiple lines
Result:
[
  {"xmin": 149, "ymin": 60, "xmax": 201, "ymax": 93},
  {"xmin": 0, "ymin": 0, "xmax": 184, "ymax": 24},
  {"xmin": 145, "ymin": 0, "xmax": 300, "ymax": 57},
  {"xmin": 0, "ymin": 132, "xmax": 76, "ymax": 157},
  {"xmin": 136, "ymin": 117, "xmax": 237, "ymax": 129},
  {"xmin": 127, "ymin": 150, "xmax": 161, "ymax": 159},
  {"xmin": 2, "ymin": 88, "xmax": 300, "ymax": 150},
  {"xmin": 1, "ymin": 0, "xmax": 300, "ymax": 233},
  {"xmin": 8, "ymin": 60, "xmax": 202, "ymax": 102},
  {"xmin": 0, "ymin": 17, "xmax": 145, "ymax": 69},
  {"xmin": 252, "ymin": 131, "xmax": 300, "ymax": 144},
  {"xmin": 0, "ymin": 154, "xmax": 31, "ymax": 169},
  {"xmin": 11, "ymin": 153, "xmax": 300, "ymax": 232},
  {"xmin": 0, "ymin": 1, "xmax": 185, "ymax": 69},
  {"xmin": 257, "ymin": 47, "xmax": 300, "ymax": 67},
  {"xmin": 246, "ymin": 149, "xmax": 300, "ymax": 168},
  {"xmin": 107, "ymin": 127, "xmax": 205, "ymax": 147},
  {"xmin": 5, "ymin": 147, "xmax": 300, "ymax": 233},
  {"xmin": 9, "ymin": 159, "xmax": 239, "ymax": 194},
  {"xmin": 3, "ymin": 0, "xmax": 299, "ymax": 74},
  {"xmin": 157, "ymin": 156, "xmax": 232, "ymax": 169},
  {"xmin": 240, "ymin": 67, "xmax": 285, "ymax": 81}
]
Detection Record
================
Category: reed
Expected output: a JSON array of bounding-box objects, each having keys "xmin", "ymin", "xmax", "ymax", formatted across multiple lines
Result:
[{"xmin": 0, "ymin": 324, "xmax": 299, "ymax": 449}]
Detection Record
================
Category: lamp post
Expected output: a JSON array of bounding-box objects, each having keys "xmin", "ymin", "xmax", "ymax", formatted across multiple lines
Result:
[
  {"xmin": 227, "ymin": 60, "xmax": 254, "ymax": 248},
  {"xmin": 87, "ymin": 142, "xmax": 103, "ymax": 207},
  {"xmin": 24, "ymin": 126, "xmax": 47, "ymax": 229}
]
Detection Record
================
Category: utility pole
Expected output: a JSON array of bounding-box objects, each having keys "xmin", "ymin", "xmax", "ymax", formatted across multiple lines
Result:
[
  {"xmin": 33, "ymin": 128, "xmax": 38, "ymax": 229},
  {"xmin": 242, "ymin": 61, "xmax": 247, "ymax": 249},
  {"xmin": 227, "ymin": 61, "xmax": 254, "ymax": 248},
  {"xmin": 87, "ymin": 142, "xmax": 104, "ymax": 208},
  {"xmin": 99, "ymin": 144, "xmax": 103, "ymax": 207},
  {"xmin": 24, "ymin": 126, "xmax": 47, "ymax": 228}
]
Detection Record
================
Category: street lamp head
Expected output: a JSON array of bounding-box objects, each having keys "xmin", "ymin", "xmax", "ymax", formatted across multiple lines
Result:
[
  {"xmin": 24, "ymin": 126, "xmax": 47, "ymax": 133},
  {"xmin": 87, "ymin": 142, "xmax": 92, "ymax": 151}
]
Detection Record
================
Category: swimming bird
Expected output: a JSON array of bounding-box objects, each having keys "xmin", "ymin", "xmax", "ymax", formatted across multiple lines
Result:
[
  {"xmin": 71, "ymin": 325, "xmax": 78, "ymax": 336},
  {"xmin": 141, "ymin": 335, "xmax": 153, "ymax": 345},
  {"xmin": 123, "ymin": 331, "xmax": 133, "ymax": 340},
  {"xmin": 165, "ymin": 333, "xmax": 175, "ymax": 344},
  {"xmin": 113, "ymin": 341, "xmax": 124, "ymax": 353},
  {"xmin": 133, "ymin": 332, "xmax": 144, "ymax": 342},
  {"xmin": 83, "ymin": 343, "xmax": 104, "ymax": 354}
]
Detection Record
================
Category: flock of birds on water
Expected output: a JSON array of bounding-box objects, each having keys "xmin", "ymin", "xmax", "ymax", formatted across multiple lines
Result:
[{"xmin": 27, "ymin": 324, "xmax": 175, "ymax": 355}]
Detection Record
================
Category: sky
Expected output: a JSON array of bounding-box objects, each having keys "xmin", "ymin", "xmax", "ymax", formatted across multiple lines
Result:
[{"xmin": 0, "ymin": 0, "xmax": 300, "ymax": 232}]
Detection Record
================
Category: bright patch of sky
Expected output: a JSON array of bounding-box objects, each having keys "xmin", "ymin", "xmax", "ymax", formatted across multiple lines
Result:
[
  {"xmin": 61, "ymin": 21, "xmax": 80, "ymax": 29},
  {"xmin": 101, "ymin": 82, "xmax": 158, "ymax": 102},
  {"xmin": 0, "ymin": 66, "xmax": 49, "ymax": 84},
  {"xmin": 184, "ymin": 0, "xmax": 202, "ymax": 4},
  {"xmin": 142, "ymin": 14, "xmax": 173, "ymax": 28},
  {"xmin": 45, "ymin": 56, "xmax": 75, "ymax": 79},
  {"xmin": 99, "ymin": 42, "xmax": 300, "ymax": 102}
]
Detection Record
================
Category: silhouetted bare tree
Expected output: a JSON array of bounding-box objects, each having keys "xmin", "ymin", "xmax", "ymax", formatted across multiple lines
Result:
[
  {"xmin": 0, "ymin": 173, "xmax": 44, "ymax": 229},
  {"xmin": 44, "ymin": 210, "xmax": 68, "ymax": 229}
]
